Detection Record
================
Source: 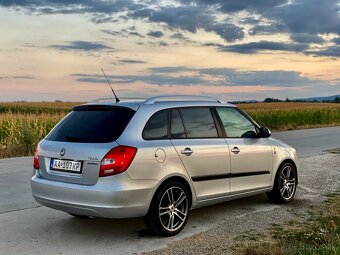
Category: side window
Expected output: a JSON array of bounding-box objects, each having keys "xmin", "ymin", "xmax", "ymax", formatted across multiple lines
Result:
[
  {"xmin": 216, "ymin": 107, "xmax": 257, "ymax": 138},
  {"xmin": 143, "ymin": 110, "xmax": 169, "ymax": 140},
  {"xmin": 180, "ymin": 107, "xmax": 218, "ymax": 138},
  {"xmin": 171, "ymin": 109, "xmax": 186, "ymax": 139}
]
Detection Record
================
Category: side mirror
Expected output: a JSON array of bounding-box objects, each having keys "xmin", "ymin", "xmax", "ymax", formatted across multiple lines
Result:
[{"xmin": 259, "ymin": 127, "xmax": 271, "ymax": 138}]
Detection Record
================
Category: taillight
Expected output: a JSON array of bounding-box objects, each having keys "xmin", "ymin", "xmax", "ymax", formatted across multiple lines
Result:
[
  {"xmin": 33, "ymin": 146, "xmax": 39, "ymax": 169},
  {"xmin": 99, "ymin": 146, "xmax": 137, "ymax": 177}
]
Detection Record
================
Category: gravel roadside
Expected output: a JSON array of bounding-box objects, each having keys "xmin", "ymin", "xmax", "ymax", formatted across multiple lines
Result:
[{"xmin": 144, "ymin": 153, "xmax": 340, "ymax": 255}]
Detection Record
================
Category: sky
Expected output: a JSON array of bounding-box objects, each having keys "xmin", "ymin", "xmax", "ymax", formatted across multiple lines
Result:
[{"xmin": 0, "ymin": 0, "xmax": 340, "ymax": 102}]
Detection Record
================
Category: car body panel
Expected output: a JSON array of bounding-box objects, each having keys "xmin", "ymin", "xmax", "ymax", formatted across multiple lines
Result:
[
  {"xmin": 226, "ymin": 137, "xmax": 273, "ymax": 193},
  {"xmin": 171, "ymin": 138, "xmax": 231, "ymax": 200},
  {"xmin": 31, "ymin": 171, "xmax": 157, "ymax": 218}
]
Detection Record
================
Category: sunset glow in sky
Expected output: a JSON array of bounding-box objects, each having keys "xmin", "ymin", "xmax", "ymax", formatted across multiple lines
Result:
[{"xmin": 1, "ymin": 0, "xmax": 339, "ymax": 102}]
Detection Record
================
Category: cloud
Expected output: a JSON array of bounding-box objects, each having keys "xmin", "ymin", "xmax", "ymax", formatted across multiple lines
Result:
[
  {"xmin": 216, "ymin": 41, "xmax": 309, "ymax": 54},
  {"xmin": 73, "ymin": 66, "xmax": 324, "ymax": 87},
  {"xmin": 113, "ymin": 59, "xmax": 147, "ymax": 65},
  {"xmin": 249, "ymin": 23, "xmax": 286, "ymax": 35},
  {"xmin": 101, "ymin": 28, "xmax": 144, "ymax": 38},
  {"xmin": 170, "ymin": 33, "xmax": 188, "ymax": 40},
  {"xmin": 131, "ymin": 5, "xmax": 245, "ymax": 42},
  {"xmin": 0, "ymin": 75, "xmax": 35, "ymax": 80},
  {"xmin": 290, "ymin": 33, "xmax": 325, "ymax": 44},
  {"xmin": 216, "ymin": 0, "xmax": 287, "ymax": 13},
  {"xmin": 267, "ymin": 0, "xmax": 340, "ymax": 35},
  {"xmin": 149, "ymin": 67, "xmax": 187, "ymax": 73},
  {"xmin": 159, "ymin": 41, "xmax": 168, "ymax": 47},
  {"xmin": 307, "ymin": 46, "xmax": 340, "ymax": 57},
  {"xmin": 147, "ymin": 30, "xmax": 164, "ymax": 38},
  {"xmin": 90, "ymin": 15, "xmax": 119, "ymax": 24},
  {"xmin": 150, "ymin": 67, "xmax": 319, "ymax": 86},
  {"xmin": 206, "ymin": 23, "xmax": 245, "ymax": 42},
  {"xmin": 101, "ymin": 29, "xmax": 122, "ymax": 36},
  {"xmin": 128, "ymin": 31, "xmax": 144, "ymax": 37},
  {"xmin": 2, "ymin": 0, "xmax": 340, "ymax": 57},
  {"xmin": 240, "ymin": 17, "xmax": 260, "ymax": 25},
  {"xmin": 0, "ymin": 0, "xmax": 143, "ymax": 15},
  {"xmin": 49, "ymin": 40, "xmax": 112, "ymax": 51},
  {"xmin": 183, "ymin": 0, "xmax": 286, "ymax": 13},
  {"xmin": 73, "ymin": 73, "xmax": 206, "ymax": 86},
  {"xmin": 203, "ymin": 0, "xmax": 340, "ymax": 36},
  {"xmin": 332, "ymin": 37, "xmax": 340, "ymax": 45}
]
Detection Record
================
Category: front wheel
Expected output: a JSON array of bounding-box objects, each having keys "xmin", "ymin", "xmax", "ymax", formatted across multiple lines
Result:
[
  {"xmin": 144, "ymin": 181, "xmax": 190, "ymax": 236},
  {"xmin": 267, "ymin": 162, "xmax": 297, "ymax": 204}
]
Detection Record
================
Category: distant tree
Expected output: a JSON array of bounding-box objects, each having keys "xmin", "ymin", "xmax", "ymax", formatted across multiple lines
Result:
[
  {"xmin": 285, "ymin": 98, "xmax": 291, "ymax": 102},
  {"xmin": 263, "ymin": 98, "xmax": 281, "ymax": 103},
  {"xmin": 335, "ymin": 97, "xmax": 340, "ymax": 103}
]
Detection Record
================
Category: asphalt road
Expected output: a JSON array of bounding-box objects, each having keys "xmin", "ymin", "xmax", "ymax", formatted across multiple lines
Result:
[
  {"xmin": 0, "ymin": 126, "xmax": 339, "ymax": 255},
  {"xmin": 273, "ymin": 126, "xmax": 340, "ymax": 157}
]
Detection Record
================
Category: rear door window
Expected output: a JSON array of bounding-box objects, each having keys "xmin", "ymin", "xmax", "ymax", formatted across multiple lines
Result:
[
  {"xmin": 180, "ymin": 107, "xmax": 218, "ymax": 138},
  {"xmin": 143, "ymin": 110, "xmax": 169, "ymax": 140},
  {"xmin": 46, "ymin": 106, "xmax": 135, "ymax": 143}
]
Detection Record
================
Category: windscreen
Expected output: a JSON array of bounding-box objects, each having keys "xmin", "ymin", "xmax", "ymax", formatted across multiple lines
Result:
[{"xmin": 46, "ymin": 107, "xmax": 135, "ymax": 143}]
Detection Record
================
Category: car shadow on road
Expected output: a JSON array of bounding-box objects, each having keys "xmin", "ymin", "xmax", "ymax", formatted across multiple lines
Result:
[{"xmin": 50, "ymin": 192, "xmax": 307, "ymax": 241}]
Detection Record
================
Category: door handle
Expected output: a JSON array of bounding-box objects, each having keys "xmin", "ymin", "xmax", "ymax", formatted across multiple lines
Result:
[
  {"xmin": 181, "ymin": 147, "xmax": 193, "ymax": 156},
  {"xmin": 231, "ymin": 147, "xmax": 240, "ymax": 154}
]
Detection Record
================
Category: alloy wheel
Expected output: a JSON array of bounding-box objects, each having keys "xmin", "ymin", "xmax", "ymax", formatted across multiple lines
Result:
[
  {"xmin": 158, "ymin": 186, "xmax": 188, "ymax": 232},
  {"xmin": 279, "ymin": 165, "xmax": 296, "ymax": 200}
]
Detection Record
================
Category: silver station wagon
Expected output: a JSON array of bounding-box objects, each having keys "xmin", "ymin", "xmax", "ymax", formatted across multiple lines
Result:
[{"xmin": 31, "ymin": 95, "xmax": 298, "ymax": 236}]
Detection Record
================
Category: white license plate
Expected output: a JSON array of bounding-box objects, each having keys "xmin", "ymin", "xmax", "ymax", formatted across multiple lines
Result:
[{"xmin": 50, "ymin": 159, "xmax": 82, "ymax": 173}]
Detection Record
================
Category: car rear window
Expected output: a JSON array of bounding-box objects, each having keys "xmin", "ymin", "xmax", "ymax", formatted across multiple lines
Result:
[{"xmin": 46, "ymin": 106, "xmax": 135, "ymax": 143}]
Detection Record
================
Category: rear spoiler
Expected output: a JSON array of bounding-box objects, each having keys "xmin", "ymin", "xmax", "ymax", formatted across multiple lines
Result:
[{"xmin": 72, "ymin": 105, "xmax": 136, "ymax": 112}]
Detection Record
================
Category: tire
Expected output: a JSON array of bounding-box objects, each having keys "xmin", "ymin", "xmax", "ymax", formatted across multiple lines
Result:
[
  {"xmin": 144, "ymin": 181, "xmax": 190, "ymax": 236},
  {"xmin": 267, "ymin": 162, "xmax": 297, "ymax": 204}
]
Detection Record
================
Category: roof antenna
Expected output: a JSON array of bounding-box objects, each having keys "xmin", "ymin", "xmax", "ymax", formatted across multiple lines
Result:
[{"xmin": 101, "ymin": 68, "xmax": 120, "ymax": 102}]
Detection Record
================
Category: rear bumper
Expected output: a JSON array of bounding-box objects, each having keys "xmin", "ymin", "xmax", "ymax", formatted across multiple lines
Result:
[{"xmin": 31, "ymin": 171, "xmax": 157, "ymax": 218}]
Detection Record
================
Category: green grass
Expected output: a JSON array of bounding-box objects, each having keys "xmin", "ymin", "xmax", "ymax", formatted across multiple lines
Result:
[{"xmin": 235, "ymin": 191, "xmax": 340, "ymax": 255}]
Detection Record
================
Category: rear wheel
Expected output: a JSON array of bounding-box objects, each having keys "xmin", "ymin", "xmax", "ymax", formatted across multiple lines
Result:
[
  {"xmin": 268, "ymin": 162, "xmax": 297, "ymax": 204},
  {"xmin": 144, "ymin": 181, "xmax": 190, "ymax": 236}
]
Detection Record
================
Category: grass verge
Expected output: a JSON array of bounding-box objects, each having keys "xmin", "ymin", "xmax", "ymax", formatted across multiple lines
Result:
[{"xmin": 235, "ymin": 191, "xmax": 340, "ymax": 255}]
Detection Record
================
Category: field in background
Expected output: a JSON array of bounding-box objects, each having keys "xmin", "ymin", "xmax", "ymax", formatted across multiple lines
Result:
[
  {"xmin": 239, "ymin": 102, "xmax": 340, "ymax": 131},
  {"xmin": 0, "ymin": 101, "xmax": 340, "ymax": 158},
  {"xmin": 0, "ymin": 102, "xmax": 80, "ymax": 158}
]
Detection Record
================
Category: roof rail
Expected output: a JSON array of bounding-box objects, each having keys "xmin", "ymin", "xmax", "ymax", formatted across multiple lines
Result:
[{"xmin": 144, "ymin": 95, "xmax": 225, "ymax": 104}]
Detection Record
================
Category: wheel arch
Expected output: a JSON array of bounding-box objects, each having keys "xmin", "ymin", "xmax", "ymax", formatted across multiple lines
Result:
[
  {"xmin": 276, "ymin": 158, "xmax": 298, "ymax": 185},
  {"xmin": 152, "ymin": 175, "xmax": 194, "ymax": 208}
]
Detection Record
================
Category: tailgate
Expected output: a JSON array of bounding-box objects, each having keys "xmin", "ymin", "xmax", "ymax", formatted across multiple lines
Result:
[{"xmin": 37, "ymin": 140, "xmax": 118, "ymax": 185}]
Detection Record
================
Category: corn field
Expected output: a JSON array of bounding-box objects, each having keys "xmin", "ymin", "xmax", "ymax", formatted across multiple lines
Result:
[
  {"xmin": 0, "ymin": 102, "xmax": 78, "ymax": 158},
  {"xmin": 0, "ymin": 101, "xmax": 339, "ymax": 158},
  {"xmin": 239, "ymin": 102, "xmax": 340, "ymax": 131}
]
